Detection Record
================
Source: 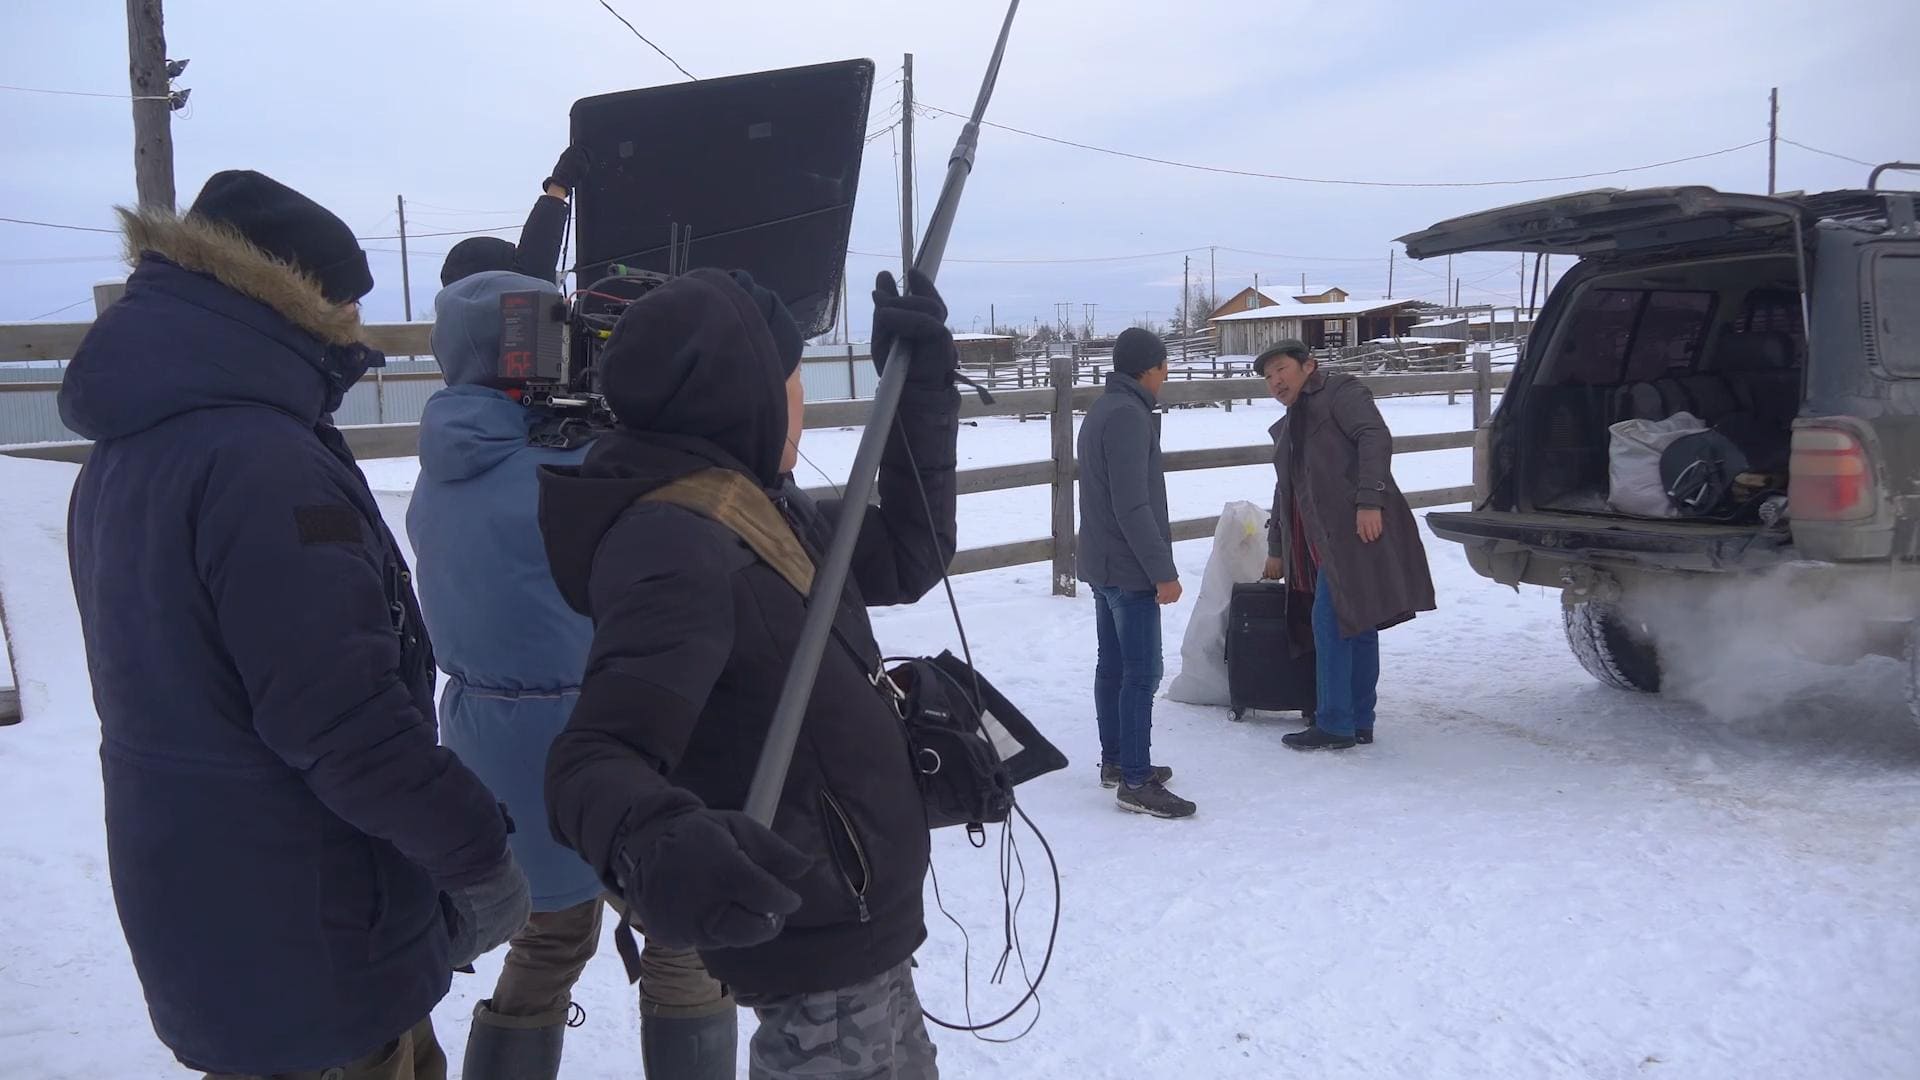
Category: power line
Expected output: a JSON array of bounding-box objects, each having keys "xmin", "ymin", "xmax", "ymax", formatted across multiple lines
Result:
[
  {"xmin": 1, "ymin": 216, "xmax": 118, "ymax": 234},
  {"xmin": 1778, "ymin": 138, "xmax": 1880, "ymax": 170},
  {"xmin": 355, "ymin": 224, "xmax": 517, "ymax": 241},
  {"xmin": 28, "ymin": 297, "xmax": 94, "ymax": 321},
  {"xmin": 918, "ymin": 102, "xmax": 1769, "ymax": 189},
  {"xmin": 594, "ymin": 0, "xmax": 697, "ymax": 81},
  {"xmin": 2, "ymin": 213, "xmax": 511, "ymax": 242},
  {"xmin": 0, "ymin": 83, "xmax": 172, "ymax": 102}
]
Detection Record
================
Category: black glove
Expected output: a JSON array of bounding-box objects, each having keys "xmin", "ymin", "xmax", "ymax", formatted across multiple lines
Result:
[
  {"xmin": 545, "ymin": 145, "xmax": 593, "ymax": 194},
  {"xmin": 870, "ymin": 269, "xmax": 957, "ymax": 387},
  {"xmin": 441, "ymin": 851, "xmax": 532, "ymax": 969},
  {"xmin": 618, "ymin": 808, "xmax": 813, "ymax": 951}
]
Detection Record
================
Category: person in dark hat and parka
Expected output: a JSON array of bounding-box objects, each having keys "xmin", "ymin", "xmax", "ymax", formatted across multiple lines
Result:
[
  {"xmin": 1076, "ymin": 327, "xmax": 1195, "ymax": 819},
  {"xmin": 538, "ymin": 267, "xmax": 960, "ymax": 1078},
  {"xmin": 60, "ymin": 171, "xmax": 529, "ymax": 1080}
]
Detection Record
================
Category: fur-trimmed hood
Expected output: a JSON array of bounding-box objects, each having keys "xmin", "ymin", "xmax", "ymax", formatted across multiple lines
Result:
[
  {"xmin": 118, "ymin": 206, "xmax": 364, "ymax": 347},
  {"xmin": 58, "ymin": 210, "xmax": 370, "ymax": 442}
]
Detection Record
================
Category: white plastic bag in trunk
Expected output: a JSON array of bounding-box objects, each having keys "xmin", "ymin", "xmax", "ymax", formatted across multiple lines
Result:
[
  {"xmin": 1608, "ymin": 412, "xmax": 1705, "ymax": 518},
  {"xmin": 1167, "ymin": 501, "xmax": 1270, "ymax": 706}
]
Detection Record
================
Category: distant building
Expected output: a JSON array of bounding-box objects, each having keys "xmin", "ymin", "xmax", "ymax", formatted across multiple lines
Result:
[
  {"xmin": 1208, "ymin": 284, "xmax": 1353, "ymax": 321},
  {"xmin": 951, "ymin": 332, "xmax": 1018, "ymax": 369},
  {"xmin": 1210, "ymin": 297, "xmax": 1425, "ymax": 355},
  {"xmin": 1409, "ymin": 307, "xmax": 1536, "ymax": 342}
]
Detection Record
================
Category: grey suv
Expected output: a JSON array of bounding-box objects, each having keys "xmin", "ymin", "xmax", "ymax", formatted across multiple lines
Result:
[{"xmin": 1399, "ymin": 170, "xmax": 1920, "ymax": 716}]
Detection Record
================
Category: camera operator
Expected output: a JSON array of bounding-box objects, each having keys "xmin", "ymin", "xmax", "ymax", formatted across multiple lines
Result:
[
  {"xmin": 407, "ymin": 268, "xmax": 739, "ymax": 1078},
  {"xmin": 539, "ymin": 268, "xmax": 960, "ymax": 1079}
]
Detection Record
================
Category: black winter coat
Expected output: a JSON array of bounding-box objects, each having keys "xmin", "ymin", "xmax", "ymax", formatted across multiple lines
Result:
[
  {"xmin": 539, "ymin": 270, "xmax": 958, "ymax": 998},
  {"xmin": 60, "ymin": 209, "xmax": 509, "ymax": 1075}
]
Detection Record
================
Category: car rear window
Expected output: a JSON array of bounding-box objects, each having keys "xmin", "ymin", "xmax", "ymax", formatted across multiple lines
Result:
[
  {"xmin": 1554, "ymin": 287, "xmax": 1716, "ymax": 384},
  {"xmin": 1869, "ymin": 252, "xmax": 1920, "ymax": 377}
]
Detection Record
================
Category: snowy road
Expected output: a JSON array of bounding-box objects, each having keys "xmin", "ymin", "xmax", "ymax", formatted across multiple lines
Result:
[{"xmin": 3, "ymin": 396, "xmax": 1917, "ymax": 1079}]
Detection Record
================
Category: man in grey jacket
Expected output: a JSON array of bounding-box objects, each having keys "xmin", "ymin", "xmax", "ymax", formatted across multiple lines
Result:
[{"xmin": 1077, "ymin": 328, "xmax": 1196, "ymax": 819}]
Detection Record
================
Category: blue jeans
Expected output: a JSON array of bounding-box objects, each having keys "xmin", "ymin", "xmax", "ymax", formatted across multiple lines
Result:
[
  {"xmin": 1093, "ymin": 586, "xmax": 1163, "ymax": 788},
  {"xmin": 1312, "ymin": 571, "xmax": 1379, "ymax": 737}
]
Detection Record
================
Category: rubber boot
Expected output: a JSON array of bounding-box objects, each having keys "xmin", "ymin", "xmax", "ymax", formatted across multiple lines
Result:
[
  {"xmin": 462, "ymin": 999, "xmax": 567, "ymax": 1080},
  {"xmin": 640, "ymin": 998, "xmax": 738, "ymax": 1080}
]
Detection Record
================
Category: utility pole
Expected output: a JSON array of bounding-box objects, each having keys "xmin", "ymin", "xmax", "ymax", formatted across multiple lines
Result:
[
  {"xmin": 1387, "ymin": 248, "xmax": 1395, "ymax": 299},
  {"xmin": 1301, "ymin": 272, "xmax": 1307, "ymax": 295},
  {"xmin": 396, "ymin": 196, "xmax": 413, "ymax": 322},
  {"xmin": 841, "ymin": 268, "xmax": 853, "ymax": 344},
  {"xmin": 1446, "ymin": 254, "xmax": 1453, "ymax": 308},
  {"xmin": 1253, "ymin": 272, "xmax": 1260, "ymax": 306},
  {"xmin": 899, "ymin": 54, "xmax": 917, "ymax": 273},
  {"xmin": 1182, "ymin": 254, "xmax": 1190, "ymax": 359},
  {"xmin": 127, "ymin": 0, "xmax": 177, "ymax": 210},
  {"xmin": 989, "ymin": 302, "xmax": 996, "ymax": 336},
  {"xmin": 1209, "ymin": 245, "xmax": 1216, "ymax": 310},
  {"xmin": 1767, "ymin": 87, "xmax": 1779, "ymax": 195}
]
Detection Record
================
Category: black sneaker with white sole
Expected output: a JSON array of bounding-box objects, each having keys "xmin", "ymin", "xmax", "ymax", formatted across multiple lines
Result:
[
  {"xmin": 1099, "ymin": 763, "xmax": 1174, "ymax": 789},
  {"xmin": 1116, "ymin": 780, "xmax": 1197, "ymax": 819},
  {"xmin": 1355, "ymin": 729, "xmax": 1374, "ymax": 745}
]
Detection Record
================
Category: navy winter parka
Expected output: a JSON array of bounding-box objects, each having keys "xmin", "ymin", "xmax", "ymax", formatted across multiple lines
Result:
[{"xmin": 59, "ymin": 208, "xmax": 510, "ymax": 1075}]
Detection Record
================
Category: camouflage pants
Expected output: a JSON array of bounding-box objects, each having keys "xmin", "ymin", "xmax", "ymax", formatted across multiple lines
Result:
[{"xmin": 738, "ymin": 961, "xmax": 939, "ymax": 1079}]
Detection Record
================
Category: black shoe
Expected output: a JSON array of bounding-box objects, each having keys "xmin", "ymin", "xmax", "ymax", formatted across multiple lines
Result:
[
  {"xmin": 1116, "ymin": 780, "xmax": 1197, "ymax": 819},
  {"xmin": 1100, "ymin": 762, "xmax": 1174, "ymax": 789},
  {"xmin": 1282, "ymin": 726, "xmax": 1356, "ymax": 751},
  {"xmin": 1355, "ymin": 729, "xmax": 1374, "ymax": 745}
]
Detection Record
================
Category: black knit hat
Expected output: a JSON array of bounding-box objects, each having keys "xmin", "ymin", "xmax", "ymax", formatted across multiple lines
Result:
[
  {"xmin": 728, "ymin": 270, "xmax": 804, "ymax": 376},
  {"xmin": 186, "ymin": 171, "xmax": 373, "ymax": 304},
  {"xmin": 440, "ymin": 236, "xmax": 518, "ymax": 287},
  {"xmin": 1113, "ymin": 326, "xmax": 1169, "ymax": 377}
]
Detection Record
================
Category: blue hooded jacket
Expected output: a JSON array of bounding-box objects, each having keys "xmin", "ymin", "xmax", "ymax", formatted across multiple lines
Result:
[
  {"xmin": 408, "ymin": 272, "xmax": 601, "ymax": 912},
  {"xmin": 60, "ymin": 207, "xmax": 508, "ymax": 1074}
]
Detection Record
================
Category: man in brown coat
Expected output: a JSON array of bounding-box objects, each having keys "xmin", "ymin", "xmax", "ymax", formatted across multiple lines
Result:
[{"xmin": 1257, "ymin": 340, "xmax": 1436, "ymax": 750}]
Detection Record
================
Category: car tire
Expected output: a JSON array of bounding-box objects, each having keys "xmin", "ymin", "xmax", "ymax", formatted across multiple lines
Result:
[
  {"xmin": 1907, "ymin": 624, "xmax": 1920, "ymax": 724},
  {"xmin": 1563, "ymin": 597, "xmax": 1662, "ymax": 694}
]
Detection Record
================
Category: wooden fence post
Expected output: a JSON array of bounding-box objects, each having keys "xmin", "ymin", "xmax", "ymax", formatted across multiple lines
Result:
[
  {"xmin": 1050, "ymin": 355, "xmax": 1077, "ymax": 598},
  {"xmin": 1473, "ymin": 345, "xmax": 1493, "ymax": 428}
]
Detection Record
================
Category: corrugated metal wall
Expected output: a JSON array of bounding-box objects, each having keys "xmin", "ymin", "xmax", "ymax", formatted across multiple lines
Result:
[{"xmin": 2, "ymin": 349, "xmax": 878, "ymax": 447}]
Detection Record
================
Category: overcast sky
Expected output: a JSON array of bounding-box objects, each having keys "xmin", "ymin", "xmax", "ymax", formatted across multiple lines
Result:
[{"xmin": 3, "ymin": 0, "xmax": 1916, "ymax": 339}]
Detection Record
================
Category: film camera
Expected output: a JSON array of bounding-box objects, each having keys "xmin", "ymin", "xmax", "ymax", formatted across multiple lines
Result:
[{"xmin": 493, "ymin": 59, "xmax": 876, "ymax": 444}]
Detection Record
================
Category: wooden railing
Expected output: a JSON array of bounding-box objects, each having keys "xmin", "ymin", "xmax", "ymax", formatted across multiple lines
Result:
[{"xmin": 1, "ymin": 327, "xmax": 1502, "ymax": 592}]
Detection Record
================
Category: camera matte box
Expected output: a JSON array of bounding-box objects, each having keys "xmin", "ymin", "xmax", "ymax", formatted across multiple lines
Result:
[{"xmin": 570, "ymin": 59, "xmax": 875, "ymax": 339}]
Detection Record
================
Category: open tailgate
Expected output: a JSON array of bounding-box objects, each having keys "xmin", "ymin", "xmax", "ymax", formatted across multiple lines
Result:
[
  {"xmin": 1427, "ymin": 509, "xmax": 1790, "ymax": 573},
  {"xmin": 1397, "ymin": 187, "xmax": 1802, "ymax": 259}
]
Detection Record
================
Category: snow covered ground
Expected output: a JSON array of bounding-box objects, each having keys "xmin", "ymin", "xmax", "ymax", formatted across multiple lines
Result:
[{"xmin": 4, "ymin": 396, "xmax": 1920, "ymax": 1079}]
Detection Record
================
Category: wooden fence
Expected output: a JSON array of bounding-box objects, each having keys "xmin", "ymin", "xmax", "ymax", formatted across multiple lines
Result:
[{"xmin": 1, "ymin": 323, "xmax": 1503, "ymax": 594}]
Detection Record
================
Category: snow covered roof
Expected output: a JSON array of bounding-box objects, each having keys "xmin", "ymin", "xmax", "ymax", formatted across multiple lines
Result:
[
  {"xmin": 1412, "ymin": 308, "xmax": 1533, "ymax": 328},
  {"xmin": 952, "ymin": 333, "xmax": 1015, "ymax": 341},
  {"xmin": 1293, "ymin": 284, "xmax": 1345, "ymax": 298},
  {"xmin": 1211, "ymin": 297, "xmax": 1415, "ymax": 323}
]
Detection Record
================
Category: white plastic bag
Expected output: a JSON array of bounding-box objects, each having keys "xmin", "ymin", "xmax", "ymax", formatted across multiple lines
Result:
[
  {"xmin": 1167, "ymin": 501, "xmax": 1270, "ymax": 706},
  {"xmin": 1608, "ymin": 412, "xmax": 1705, "ymax": 518}
]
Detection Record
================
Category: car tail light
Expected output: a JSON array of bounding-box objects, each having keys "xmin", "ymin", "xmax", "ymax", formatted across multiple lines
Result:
[{"xmin": 1789, "ymin": 425, "xmax": 1876, "ymax": 521}]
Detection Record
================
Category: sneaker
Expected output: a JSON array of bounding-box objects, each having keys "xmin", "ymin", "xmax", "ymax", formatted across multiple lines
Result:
[
  {"xmin": 1099, "ymin": 763, "xmax": 1174, "ymax": 789},
  {"xmin": 1116, "ymin": 780, "xmax": 1197, "ymax": 819},
  {"xmin": 1355, "ymin": 729, "xmax": 1374, "ymax": 745},
  {"xmin": 1281, "ymin": 726, "xmax": 1357, "ymax": 751}
]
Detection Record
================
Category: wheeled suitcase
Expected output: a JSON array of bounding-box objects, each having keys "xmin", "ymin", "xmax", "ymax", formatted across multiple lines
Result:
[{"xmin": 1226, "ymin": 581, "xmax": 1317, "ymax": 722}]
